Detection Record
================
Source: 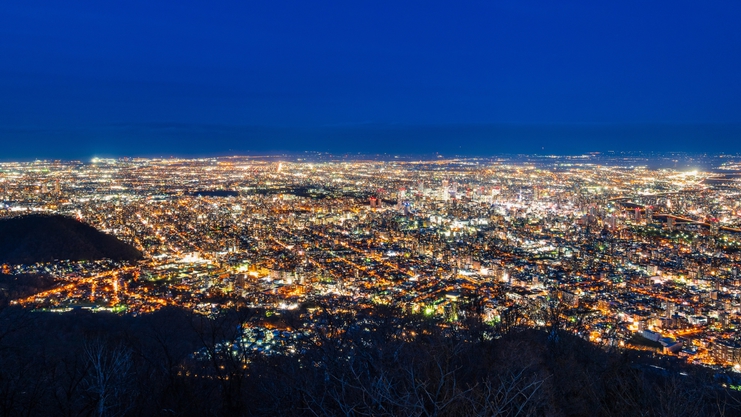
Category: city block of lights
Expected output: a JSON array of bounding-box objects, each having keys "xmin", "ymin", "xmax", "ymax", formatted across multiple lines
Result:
[{"xmin": 2, "ymin": 152, "xmax": 741, "ymax": 369}]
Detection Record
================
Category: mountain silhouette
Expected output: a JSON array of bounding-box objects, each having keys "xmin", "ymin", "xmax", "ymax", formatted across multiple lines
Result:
[{"xmin": 0, "ymin": 215, "xmax": 142, "ymax": 264}]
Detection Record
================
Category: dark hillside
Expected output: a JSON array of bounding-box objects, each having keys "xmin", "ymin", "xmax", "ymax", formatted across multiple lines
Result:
[
  {"xmin": 0, "ymin": 305, "xmax": 737, "ymax": 416},
  {"xmin": 0, "ymin": 273, "xmax": 56, "ymax": 300},
  {"xmin": 0, "ymin": 214, "xmax": 142, "ymax": 263}
]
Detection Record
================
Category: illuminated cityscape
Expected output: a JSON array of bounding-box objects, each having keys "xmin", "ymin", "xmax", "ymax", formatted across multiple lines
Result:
[
  {"xmin": 4, "ymin": 0, "xmax": 741, "ymax": 413},
  {"xmin": 3, "ymin": 153, "xmax": 741, "ymax": 370}
]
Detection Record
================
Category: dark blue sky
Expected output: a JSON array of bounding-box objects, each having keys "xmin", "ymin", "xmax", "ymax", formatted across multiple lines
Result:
[{"xmin": 2, "ymin": 1, "xmax": 741, "ymax": 158}]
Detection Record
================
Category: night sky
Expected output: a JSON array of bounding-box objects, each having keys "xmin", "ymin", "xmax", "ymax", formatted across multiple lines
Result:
[{"xmin": 2, "ymin": 1, "xmax": 741, "ymax": 159}]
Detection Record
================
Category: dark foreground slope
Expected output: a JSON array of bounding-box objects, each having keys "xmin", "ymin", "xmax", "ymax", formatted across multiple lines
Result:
[
  {"xmin": 0, "ymin": 214, "xmax": 142, "ymax": 263},
  {"xmin": 0, "ymin": 304, "xmax": 738, "ymax": 417}
]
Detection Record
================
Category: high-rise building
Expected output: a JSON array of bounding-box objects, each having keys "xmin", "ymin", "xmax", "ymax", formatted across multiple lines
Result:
[{"xmin": 713, "ymin": 340, "xmax": 741, "ymax": 365}]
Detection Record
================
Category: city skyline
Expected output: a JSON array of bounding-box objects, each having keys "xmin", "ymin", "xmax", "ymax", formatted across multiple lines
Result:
[
  {"xmin": 4, "ymin": 1, "xmax": 741, "ymax": 415},
  {"xmin": 2, "ymin": 152, "xmax": 741, "ymax": 414}
]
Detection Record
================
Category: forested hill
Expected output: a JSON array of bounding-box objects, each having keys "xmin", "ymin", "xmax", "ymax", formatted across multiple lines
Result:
[{"xmin": 0, "ymin": 214, "xmax": 142, "ymax": 263}]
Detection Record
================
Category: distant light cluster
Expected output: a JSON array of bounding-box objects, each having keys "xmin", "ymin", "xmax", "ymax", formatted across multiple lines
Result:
[{"xmin": 2, "ymin": 153, "xmax": 741, "ymax": 369}]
